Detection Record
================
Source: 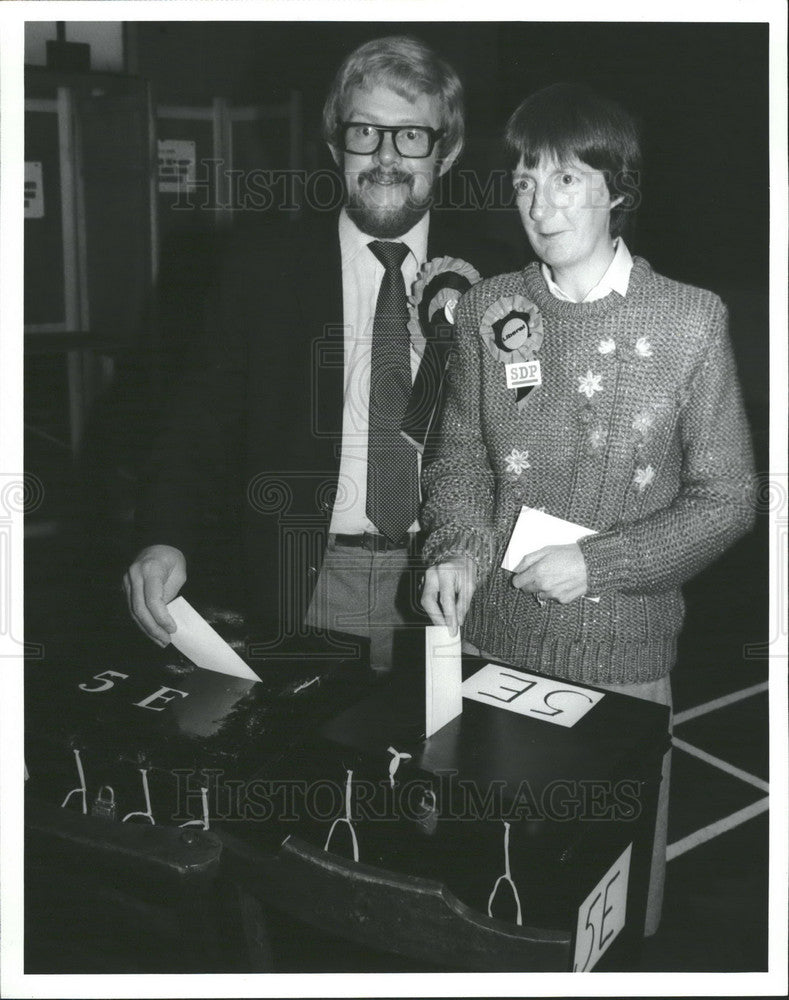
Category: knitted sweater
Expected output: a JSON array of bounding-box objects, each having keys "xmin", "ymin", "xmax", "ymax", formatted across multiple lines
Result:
[{"xmin": 421, "ymin": 257, "xmax": 755, "ymax": 685}]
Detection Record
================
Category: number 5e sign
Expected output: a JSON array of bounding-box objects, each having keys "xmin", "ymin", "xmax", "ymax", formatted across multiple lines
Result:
[
  {"xmin": 462, "ymin": 663, "xmax": 603, "ymax": 728},
  {"xmin": 573, "ymin": 843, "xmax": 632, "ymax": 972}
]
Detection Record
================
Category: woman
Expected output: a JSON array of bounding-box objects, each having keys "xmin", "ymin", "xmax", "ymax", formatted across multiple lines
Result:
[{"xmin": 420, "ymin": 83, "xmax": 755, "ymax": 935}]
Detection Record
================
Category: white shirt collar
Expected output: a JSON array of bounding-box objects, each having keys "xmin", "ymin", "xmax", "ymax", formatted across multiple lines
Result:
[
  {"xmin": 541, "ymin": 237, "xmax": 633, "ymax": 303},
  {"xmin": 339, "ymin": 207, "xmax": 429, "ymax": 270}
]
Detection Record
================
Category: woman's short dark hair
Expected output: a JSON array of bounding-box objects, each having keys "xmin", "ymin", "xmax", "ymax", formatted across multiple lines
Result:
[{"xmin": 504, "ymin": 83, "xmax": 642, "ymax": 238}]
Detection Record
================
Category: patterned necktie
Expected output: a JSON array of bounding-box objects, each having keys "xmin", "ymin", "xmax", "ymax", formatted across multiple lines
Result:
[{"xmin": 366, "ymin": 240, "xmax": 419, "ymax": 543}]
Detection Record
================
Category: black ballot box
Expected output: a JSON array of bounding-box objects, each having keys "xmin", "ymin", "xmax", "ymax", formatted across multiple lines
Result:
[
  {"xmin": 23, "ymin": 621, "xmax": 373, "ymax": 972},
  {"xmin": 25, "ymin": 625, "xmax": 670, "ymax": 973},
  {"xmin": 250, "ymin": 654, "xmax": 670, "ymax": 972}
]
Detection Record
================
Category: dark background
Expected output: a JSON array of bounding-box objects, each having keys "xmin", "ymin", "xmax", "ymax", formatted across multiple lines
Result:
[{"xmin": 129, "ymin": 21, "xmax": 769, "ymax": 288}]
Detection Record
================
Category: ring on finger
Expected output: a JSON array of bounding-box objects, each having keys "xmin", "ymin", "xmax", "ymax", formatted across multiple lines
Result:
[{"xmin": 534, "ymin": 591, "xmax": 547, "ymax": 608}]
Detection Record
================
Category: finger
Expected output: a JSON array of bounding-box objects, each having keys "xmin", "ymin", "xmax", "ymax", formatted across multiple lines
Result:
[
  {"xmin": 128, "ymin": 586, "xmax": 169, "ymax": 646},
  {"xmin": 512, "ymin": 548, "xmax": 548, "ymax": 575},
  {"xmin": 438, "ymin": 574, "xmax": 459, "ymax": 637},
  {"xmin": 143, "ymin": 571, "xmax": 178, "ymax": 634},
  {"xmin": 555, "ymin": 582, "xmax": 584, "ymax": 605},
  {"xmin": 420, "ymin": 574, "xmax": 447, "ymax": 628},
  {"xmin": 123, "ymin": 572, "xmax": 140, "ymax": 627},
  {"xmin": 129, "ymin": 570, "xmax": 171, "ymax": 645},
  {"xmin": 512, "ymin": 567, "xmax": 539, "ymax": 592},
  {"xmin": 455, "ymin": 576, "xmax": 475, "ymax": 627}
]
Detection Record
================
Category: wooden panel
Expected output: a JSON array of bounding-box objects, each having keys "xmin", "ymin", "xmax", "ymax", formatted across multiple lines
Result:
[{"xmin": 232, "ymin": 833, "xmax": 571, "ymax": 972}]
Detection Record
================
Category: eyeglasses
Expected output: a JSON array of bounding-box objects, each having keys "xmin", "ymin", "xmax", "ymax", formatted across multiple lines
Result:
[{"xmin": 339, "ymin": 122, "xmax": 444, "ymax": 158}]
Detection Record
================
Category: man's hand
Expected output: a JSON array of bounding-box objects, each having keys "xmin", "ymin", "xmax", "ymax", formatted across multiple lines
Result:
[
  {"xmin": 123, "ymin": 545, "xmax": 187, "ymax": 646},
  {"xmin": 512, "ymin": 543, "xmax": 588, "ymax": 604},
  {"xmin": 420, "ymin": 555, "xmax": 477, "ymax": 637}
]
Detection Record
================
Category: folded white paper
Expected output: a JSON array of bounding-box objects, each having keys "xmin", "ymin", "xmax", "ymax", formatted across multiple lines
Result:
[
  {"xmin": 502, "ymin": 506, "xmax": 600, "ymax": 602},
  {"xmin": 425, "ymin": 625, "xmax": 463, "ymax": 738},
  {"xmin": 166, "ymin": 596, "xmax": 260, "ymax": 681},
  {"xmin": 502, "ymin": 506, "xmax": 597, "ymax": 571}
]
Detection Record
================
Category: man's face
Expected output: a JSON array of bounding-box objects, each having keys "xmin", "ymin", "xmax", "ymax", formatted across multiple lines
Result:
[
  {"xmin": 332, "ymin": 83, "xmax": 457, "ymax": 239},
  {"xmin": 513, "ymin": 155, "xmax": 622, "ymax": 276}
]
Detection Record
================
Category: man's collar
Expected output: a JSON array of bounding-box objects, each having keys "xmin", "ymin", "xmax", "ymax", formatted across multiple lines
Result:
[
  {"xmin": 541, "ymin": 237, "xmax": 633, "ymax": 302},
  {"xmin": 339, "ymin": 207, "xmax": 430, "ymax": 268}
]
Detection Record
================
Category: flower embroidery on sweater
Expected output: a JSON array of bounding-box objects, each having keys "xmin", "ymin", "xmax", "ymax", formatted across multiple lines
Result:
[
  {"xmin": 634, "ymin": 465, "xmax": 656, "ymax": 491},
  {"xmin": 577, "ymin": 370, "xmax": 603, "ymax": 399},
  {"xmin": 598, "ymin": 338, "xmax": 616, "ymax": 355},
  {"xmin": 588, "ymin": 427, "xmax": 606, "ymax": 451},
  {"xmin": 504, "ymin": 448, "xmax": 531, "ymax": 475},
  {"xmin": 635, "ymin": 337, "xmax": 653, "ymax": 358},
  {"xmin": 632, "ymin": 410, "xmax": 655, "ymax": 436}
]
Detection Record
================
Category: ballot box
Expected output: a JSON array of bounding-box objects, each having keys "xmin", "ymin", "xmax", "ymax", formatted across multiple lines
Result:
[
  {"xmin": 247, "ymin": 655, "xmax": 670, "ymax": 972},
  {"xmin": 23, "ymin": 620, "xmax": 372, "ymax": 972},
  {"xmin": 25, "ymin": 625, "xmax": 669, "ymax": 973}
]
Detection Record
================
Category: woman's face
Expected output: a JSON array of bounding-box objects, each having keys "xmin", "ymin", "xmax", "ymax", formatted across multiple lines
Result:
[{"xmin": 513, "ymin": 156, "xmax": 622, "ymax": 276}]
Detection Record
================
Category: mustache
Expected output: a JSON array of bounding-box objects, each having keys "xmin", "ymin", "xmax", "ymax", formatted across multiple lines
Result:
[{"xmin": 358, "ymin": 167, "xmax": 414, "ymax": 186}]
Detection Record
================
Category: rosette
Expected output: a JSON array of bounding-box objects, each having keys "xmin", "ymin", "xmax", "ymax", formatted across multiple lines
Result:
[
  {"xmin": 407, "ymin": 256, "xmax": 482, "ymax": 350},
  {"xmin": 479, "ymin": 294, "xmax": 544, "ymax": 411},
  {"xmin": 479, "ymin": 294, "xmax": 543, "ymax": 365},
  {"xmin": 401, "ymin": 257, "xmax": 481, "ymax": 452}
]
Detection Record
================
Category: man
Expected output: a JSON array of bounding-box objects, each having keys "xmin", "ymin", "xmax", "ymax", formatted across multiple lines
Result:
[{"xmin": 125, "ymin": 35, "xmax": 510, "ymax": 673}]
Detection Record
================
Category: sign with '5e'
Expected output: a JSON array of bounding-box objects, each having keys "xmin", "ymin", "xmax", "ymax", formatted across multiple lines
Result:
[
  {"xmin": 462, "ymin": 663, "xmax": 604, "ymax": 728},
  {"xmin": 573, "ymin": 843, "xmax": 632, "ymax": 972}
]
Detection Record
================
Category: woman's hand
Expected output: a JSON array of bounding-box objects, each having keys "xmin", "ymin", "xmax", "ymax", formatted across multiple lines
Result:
[
  {"xmin": 512, "ymin": 543, "xmax": 588, "ymax": 604},
  {"xmin": 421, "ymin": 556, "xmax": 478, "ymax": 637}
]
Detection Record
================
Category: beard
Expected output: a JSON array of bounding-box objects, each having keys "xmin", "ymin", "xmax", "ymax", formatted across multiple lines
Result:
[{"xmin": 345, "ymin": 166, "xmax": 437, "ymax": 239}]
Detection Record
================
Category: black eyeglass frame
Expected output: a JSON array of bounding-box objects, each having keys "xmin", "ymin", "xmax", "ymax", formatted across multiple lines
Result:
[{"xmin": 338, "ymin": 121, "xmax": 445, "ymax": 158}]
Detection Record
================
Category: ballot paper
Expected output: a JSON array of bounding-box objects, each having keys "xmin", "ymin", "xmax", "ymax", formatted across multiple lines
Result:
[
  {"xmin": 425, "ymin": 625, "xmax": 463, "ymax": 738},
  {"xmin": 166, "ymin": 596, "xmax": 260, "ymax": 682},
  {"xmin": 502, "ymin": 506, "xmax": 597, "ymax": 571},
  {"xmin": 502, "ymin": 506, "xmax": 601, "ymax": 602}
]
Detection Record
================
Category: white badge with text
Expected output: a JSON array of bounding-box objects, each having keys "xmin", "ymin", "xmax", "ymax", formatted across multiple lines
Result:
[
  {"xmin": 573, "ymin": 843, "xmax": 632, "ymax": 972},
  {"xmin": 462, "ymin": 663, "xmax": 603, "ymax": 727},
  {"xmin": 505, "ymin": 358, "xmax": 542, "ymax": 390}
]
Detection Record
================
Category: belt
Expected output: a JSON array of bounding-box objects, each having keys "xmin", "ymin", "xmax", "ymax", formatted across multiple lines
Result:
[{"xmin": 332, "ymin": 532, "xmax": 420, "ymax": 553}]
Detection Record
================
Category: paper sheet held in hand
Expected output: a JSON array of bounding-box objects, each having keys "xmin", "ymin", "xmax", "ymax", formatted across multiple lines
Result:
[
  {"xmin": 502, "ymin": 506, "xmax": 597, "ymax": 571},
  {"xmin": 425, "ymin": 625, "xmax": 462, "ymax": 738},
  {"xmin": 166, "ymin": 596, "xmax": 260, "ymax": 681}
]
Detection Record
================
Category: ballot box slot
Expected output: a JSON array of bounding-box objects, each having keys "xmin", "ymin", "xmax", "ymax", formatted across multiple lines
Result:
[{"xmin": 25, "ymin": 626, "xmax": 374, "ymax": 835}]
